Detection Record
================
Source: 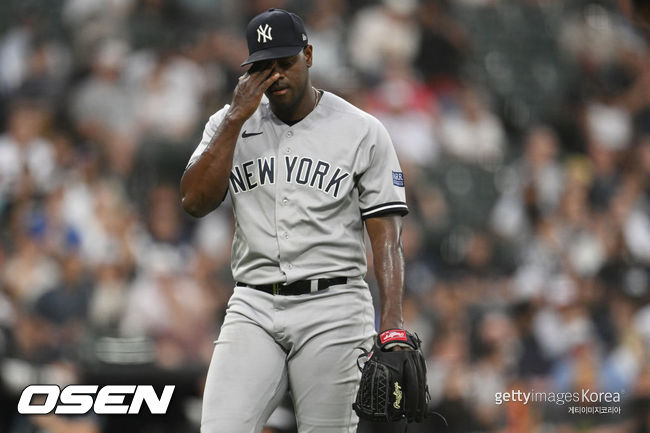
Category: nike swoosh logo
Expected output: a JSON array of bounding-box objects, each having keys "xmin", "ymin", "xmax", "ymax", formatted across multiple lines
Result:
[{"xmin": 242, "ymin": 130, "xmax": 263, "ymax": 138}]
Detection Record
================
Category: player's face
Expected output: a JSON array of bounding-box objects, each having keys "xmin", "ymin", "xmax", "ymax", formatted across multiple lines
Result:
[{"xmin": 251, "ymin": 46, "xmax": 312, "ymax": 114}]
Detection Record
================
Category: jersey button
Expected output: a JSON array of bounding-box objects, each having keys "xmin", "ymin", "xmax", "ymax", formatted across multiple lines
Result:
[
  {"xmin": 287, "ymin": 263, "xmax": 293, "ymax": 269},
  {"xmin": 286, "ymin": 131, "xmax": 293, "ymax": 138},
  {"xmin": 281, "ymin": 198, "xmax": 288, "ymax": 206},
  {"xmin": 285, "ymin": 147, "xmax": 292, "ymax": 154},
  {"xmin": 282, "ymin": 232, "xmax": 289, "ymax": 239}
]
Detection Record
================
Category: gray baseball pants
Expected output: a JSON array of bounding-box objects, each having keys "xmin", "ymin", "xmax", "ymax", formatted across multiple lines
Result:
[{"xmin": 200, "ymin": 281, "xmax": 376, "ymax": 433}]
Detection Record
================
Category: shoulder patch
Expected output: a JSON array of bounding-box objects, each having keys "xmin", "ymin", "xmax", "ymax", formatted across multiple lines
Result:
[{"xmin": 392, "ymin": 171, "xmax": 405, "ymax": 187}]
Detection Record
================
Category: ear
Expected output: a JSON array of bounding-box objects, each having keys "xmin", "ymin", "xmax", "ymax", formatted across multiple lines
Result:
[{"xmin": 303, "ymin": 45, "xmax": 313, "ymax": 68}]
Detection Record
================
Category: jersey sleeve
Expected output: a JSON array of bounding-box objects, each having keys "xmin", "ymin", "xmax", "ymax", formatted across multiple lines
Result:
[
  {"xmin": 185, "ymin": 104, "xmax": 230, "ymax": 169},
  {"xmin": 356, "ymin": 116, "xmax": 409, "ymax": 219}
]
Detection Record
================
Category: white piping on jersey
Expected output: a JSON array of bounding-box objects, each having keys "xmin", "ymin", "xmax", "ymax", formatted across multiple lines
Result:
[{"xmin": 360, "ymin": 202, "xmax": 408, "ymax": 218}]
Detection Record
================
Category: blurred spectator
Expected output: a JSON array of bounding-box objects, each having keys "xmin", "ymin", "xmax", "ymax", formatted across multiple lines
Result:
[
  {"xmin": 140, "ymin": 184, "xmax": 188, "ymax": 248},
  {"xmin": 3, "ymin": 230, "xmax": 60, "ymax": 306},
  {"xmin": 64, "ymin": 180, "xmax": 137, "ymax": 268},
  {"xmin": 304, "ymin": 0, "xmax": 350, "ymax": 91},
  {"xmin": 132, "ymin": 47, "xmax": 205, "ymax": 143},
  {"xmin": 128, "ymin": 0, "xmax": 192, "ymax": 51},
  {"xmin": 437, "ymin": 85, "xmax": 505, "ymax": 166},
  {"xmin": 587, "ymin": 137, "xmax": 622, "ymax": 211},
  {"xmin": 511, "ymin": 301, "xmax": 552, "ymax": 379},
  {"xmin": 88, "ymin": 261, "xmax": 130, "ymax": 333},
  {"xmin": 585, "ymin": 98, "xmax": 633, "ymax": 151},
  {"xmin": 414, "ymin": 0, "xmax": 468, "ymax": 93},
  {"xmin": 70, "ymin": 39, "xmax": 135, "ymax": 141},
  {"xmin": 34, "ymin": 251, "xmax": 91, "ymax": 329},
  {"xmin": 490, "ymin": 125, "xmax": 564, "ymax": 242},
  {"xmin": 13, "ymin": 38, "xmax": 71, "ymax": 107},
  {"xmin": 366, "ymin": 62, "xmax": 440, "ymax": 168},
  {"xmin": 119, "ymin": 247, "xmax": 215, "ymax": 367},
  {"xmin": 0, "ymin": 14, "xmax": 37, "ymax": 93},
  {"xmin": 559, "ymin": 2, "xmax": 644, "ymax": 71},
  {"xmin": 347, "ymin": 0, "xmax": 420, "ymax": 82},
  {"xmin": 63, "ymin": 0, "xmax": 135, "ymax": 62},
  {"xmin": 0, "ymin": 100, "xmax": 56, "ymax": 202}
]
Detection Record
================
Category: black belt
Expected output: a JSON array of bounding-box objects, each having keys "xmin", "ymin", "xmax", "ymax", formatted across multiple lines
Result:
[{"xmin": 235, "ymin": 277, "xmax": 348, "ymax": 295}]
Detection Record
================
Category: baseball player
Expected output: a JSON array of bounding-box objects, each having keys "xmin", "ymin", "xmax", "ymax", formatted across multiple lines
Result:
[{"xmin": 180, "ymin": 8, "xmax": 409, "ymax": 433}]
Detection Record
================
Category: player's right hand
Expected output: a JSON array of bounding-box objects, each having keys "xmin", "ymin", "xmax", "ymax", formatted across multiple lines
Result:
[{"xmin": 228, "ymin": 67, "xmax": 280, "ymax": 121}]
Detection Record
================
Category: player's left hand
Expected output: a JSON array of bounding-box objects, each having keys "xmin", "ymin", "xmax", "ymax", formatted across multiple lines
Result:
[{"xmin": 353, "ymin": 329, "xmax": 429, "ymax": 423}]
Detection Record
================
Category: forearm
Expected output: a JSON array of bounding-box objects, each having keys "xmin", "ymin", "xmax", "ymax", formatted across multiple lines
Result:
[
  {"xmin": 366, "ymin": 216, "xmax": 405, "ymax": 331},
  {"xmin": 181, "ymin": 67, "xmax": 279, "ymax": 217},
  {"xmin": 180, "ymin": 112, "xmax": 245, "ymax": 217},
  {"xmin": 375, "ymin": 240, "xmax": 405, "ymax": 331}
]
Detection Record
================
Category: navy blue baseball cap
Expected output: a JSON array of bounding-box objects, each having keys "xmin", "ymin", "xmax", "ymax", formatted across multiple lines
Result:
[{"xmin": 241, "ymin": 8, "xmax": 308, "ymax": 67}]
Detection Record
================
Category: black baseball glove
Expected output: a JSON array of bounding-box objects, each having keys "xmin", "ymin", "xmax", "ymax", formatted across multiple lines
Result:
[{"xmin": 353, "ymin": 329, "xmax": 430, "ymax": 423}]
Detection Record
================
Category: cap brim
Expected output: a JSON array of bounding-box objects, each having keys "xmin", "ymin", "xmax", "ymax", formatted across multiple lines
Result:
[{"xmin": 241, "ymin": 45, "xmax": 304, "ymax": 67}]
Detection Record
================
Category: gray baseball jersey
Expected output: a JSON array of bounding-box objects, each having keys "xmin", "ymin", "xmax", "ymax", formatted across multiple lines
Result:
[{"xmin": 187, "ymin": 90, "xmax": 408, "ymax": 284}]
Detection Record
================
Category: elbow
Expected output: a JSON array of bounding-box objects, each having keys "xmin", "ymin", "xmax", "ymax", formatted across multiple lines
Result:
[
  {"xmin": 179, "ymin": 171, "xmax": 225, "ymax": 217},
  {"xmin": 180, "ymin": 174, "xmax": 215, "ymax": 217},
  {"xmin": 181, "ymin": 194, "xmax": 210, "ymax": 218}
]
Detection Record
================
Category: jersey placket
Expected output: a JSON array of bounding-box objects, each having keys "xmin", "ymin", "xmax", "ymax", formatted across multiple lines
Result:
[{"xmin": 275, "ymin": 126, "xmax": 297, "ymax": 282}]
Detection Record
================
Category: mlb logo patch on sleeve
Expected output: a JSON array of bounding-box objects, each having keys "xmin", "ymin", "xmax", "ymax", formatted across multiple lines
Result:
[{"xmin": 392, "ymin": 171, "xmax": 404, "ymax": 187}]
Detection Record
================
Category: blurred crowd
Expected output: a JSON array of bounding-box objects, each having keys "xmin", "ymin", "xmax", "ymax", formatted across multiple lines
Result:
[{"xmin": 0, "ymin": 0, "xmax": 649, "ymax": 432}]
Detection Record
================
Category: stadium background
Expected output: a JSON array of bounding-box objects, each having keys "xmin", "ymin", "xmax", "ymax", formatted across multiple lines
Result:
[{"xmin": 0, "ymin": 0, "xmax": 649, "ymax": 432}]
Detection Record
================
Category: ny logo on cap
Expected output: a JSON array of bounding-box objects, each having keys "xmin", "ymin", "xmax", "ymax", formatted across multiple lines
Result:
[{"xmin": 257, "ymin": 24, "xmax": 272, "ymax": 43}]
